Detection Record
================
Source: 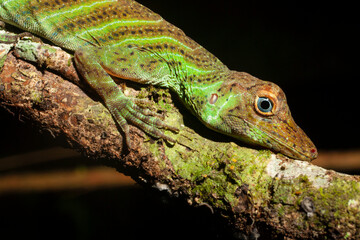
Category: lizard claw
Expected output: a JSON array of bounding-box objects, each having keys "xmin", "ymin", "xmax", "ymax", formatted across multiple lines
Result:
[{"xmin": 106, "ymin": 96, "xmax": 179, "ymax": 148}]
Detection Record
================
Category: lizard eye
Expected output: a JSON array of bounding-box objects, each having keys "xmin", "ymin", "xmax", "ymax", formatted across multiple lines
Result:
[{"xmin": 256, "ymin": 97, "xmax": 274, "ymax": 115}]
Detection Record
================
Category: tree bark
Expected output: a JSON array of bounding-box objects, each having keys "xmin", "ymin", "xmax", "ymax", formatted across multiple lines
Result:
[{"xmin": 1, "ymin": 35, "xmax": 359, "ymax": 240}]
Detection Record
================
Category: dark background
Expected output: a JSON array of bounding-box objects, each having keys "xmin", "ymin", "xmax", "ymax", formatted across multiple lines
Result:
[{"xmin": 1, "ymin": 0, "xmax": 359, "ymax": 239}]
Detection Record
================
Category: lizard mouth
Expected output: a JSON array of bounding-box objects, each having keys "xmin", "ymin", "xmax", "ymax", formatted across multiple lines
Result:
[
  {"xmin": 224, "ymin": 115, "xmax": 317, "ymax": 161},
  {"xmin": 243, "ymin": 118, "xmax": 318, "ymax": 161}
]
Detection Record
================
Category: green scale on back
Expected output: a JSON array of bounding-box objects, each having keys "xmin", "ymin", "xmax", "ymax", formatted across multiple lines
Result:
[{"xmin": 0, "ymin": 0, "xmax": 318, "ymax": 161}]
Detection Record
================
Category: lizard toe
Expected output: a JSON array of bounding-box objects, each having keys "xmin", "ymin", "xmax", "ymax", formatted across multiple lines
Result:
[{"xmin": 126, "ymin": 102, "xmax": 178, "ymax": 143}]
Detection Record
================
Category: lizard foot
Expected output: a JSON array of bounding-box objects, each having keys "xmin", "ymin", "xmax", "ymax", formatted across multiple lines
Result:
[{"xmin": 105, "ymin": 96, "xmax": 179, "ymax": 148}]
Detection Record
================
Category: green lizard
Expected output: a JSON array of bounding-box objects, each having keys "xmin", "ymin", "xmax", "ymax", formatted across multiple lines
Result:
[{"xmin": 0, "ymin": 0, "xmax": 317, "ymax": 161}]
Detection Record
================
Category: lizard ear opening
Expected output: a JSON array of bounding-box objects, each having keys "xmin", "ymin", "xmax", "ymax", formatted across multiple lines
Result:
[{"xmin": 209, "ymin": 93, "xmax": 218, "ymax": 104}]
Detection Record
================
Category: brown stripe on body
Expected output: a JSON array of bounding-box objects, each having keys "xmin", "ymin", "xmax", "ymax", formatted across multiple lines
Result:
[{"xmin": 26, "ymin": 0, "xmax": 227, "ymax": 71}]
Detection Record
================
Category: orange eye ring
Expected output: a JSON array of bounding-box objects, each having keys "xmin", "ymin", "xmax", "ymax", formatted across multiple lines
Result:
[{"xmin": 254, "ymin": 91, "xmax": 278, "ymax": 116}]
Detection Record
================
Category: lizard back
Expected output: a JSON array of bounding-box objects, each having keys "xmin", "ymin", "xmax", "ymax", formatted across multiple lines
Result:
[
  {"xmin": 0, "ymin": 0, "xmax": 227, "ymax": 72},
  {"xmin": 1, "ymin": 0, "xmax": 170, "ymax": 50}
]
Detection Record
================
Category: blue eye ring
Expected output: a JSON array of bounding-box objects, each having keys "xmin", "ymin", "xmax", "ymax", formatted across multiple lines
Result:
[{"xmin": 256, "ymin": 97, "xmax": 274, "ymax": 115}]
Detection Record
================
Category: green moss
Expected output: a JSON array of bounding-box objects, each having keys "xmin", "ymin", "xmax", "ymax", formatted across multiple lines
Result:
[
  {"xmin": 14, "ymin": 40, "xmax": 40, "ymax": 62},
  {"xmin": 278, "ymin": 205, "xmax": 285, "ymax": 217},
  {"xmin": 278, "ymin": 175, "xmax": 360, "ymax": 237},
  {"xmin": 0, "ymin": 43, "xmax": 12, "ymax": 70},
  {"xmin": 30, "ymin": 90, "xmax": 43, "ymax": 104},
  {"xmin": 159, "ymin": 123, "xmax": 275, "ymax": 211},
  {"xmin": 310, "ymin": 178, "xmax": 360, "ymax": 221},
  {"xmin": 82, "ymin": 103, "xmax": 114, "ymax": 130}
]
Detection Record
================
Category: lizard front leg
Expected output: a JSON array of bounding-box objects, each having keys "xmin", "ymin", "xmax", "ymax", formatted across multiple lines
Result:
[{"xmin": 74, "ymin": 45, "xmax": 179, "ymax": 148}]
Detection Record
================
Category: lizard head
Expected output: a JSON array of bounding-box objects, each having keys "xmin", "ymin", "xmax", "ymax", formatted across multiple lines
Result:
[{"xmin": 214, "ymin": 71, "xmax": 317, "ymax": 161}]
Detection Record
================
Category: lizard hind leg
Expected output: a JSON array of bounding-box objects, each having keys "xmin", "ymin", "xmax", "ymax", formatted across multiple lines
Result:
[
  {"xmin": 108, "ymin": 95, "xmax": 179, "ymax": 147},
  {"xmin": 74, "ymin": 46, "xmax": 179, "ymax": 148}
]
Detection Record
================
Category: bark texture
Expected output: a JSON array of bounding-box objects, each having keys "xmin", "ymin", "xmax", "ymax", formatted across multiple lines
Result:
[{"xmin": 1, "ymin": 38, "xmax": 359, "ymax": 240}]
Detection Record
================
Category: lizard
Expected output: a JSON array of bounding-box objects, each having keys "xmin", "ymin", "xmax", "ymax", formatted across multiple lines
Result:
[{"xmin": 0, "ymin": 0, "xmax": 317, "ymax": 161}]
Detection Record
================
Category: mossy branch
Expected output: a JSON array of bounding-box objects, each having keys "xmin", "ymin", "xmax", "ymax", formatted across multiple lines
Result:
[{"xmin": 1, "ymin": 35, "xmax": 359, "ymax": 239}]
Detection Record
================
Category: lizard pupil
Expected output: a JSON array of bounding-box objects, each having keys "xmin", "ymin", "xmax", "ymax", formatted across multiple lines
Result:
[{"xmin": 257, "ymin": 97, "xmax": 273, "ymax": 113}]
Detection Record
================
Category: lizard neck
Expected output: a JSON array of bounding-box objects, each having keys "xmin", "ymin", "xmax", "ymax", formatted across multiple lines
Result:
[{"xmin": 177, "ymin": 70, "xmax": 232, "ymax": 130}]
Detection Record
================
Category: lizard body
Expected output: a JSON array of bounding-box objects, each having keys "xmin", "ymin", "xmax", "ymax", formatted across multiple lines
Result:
[{"xmin": 0, "ymin": 0, "xmax": 317, "ymax": 160}]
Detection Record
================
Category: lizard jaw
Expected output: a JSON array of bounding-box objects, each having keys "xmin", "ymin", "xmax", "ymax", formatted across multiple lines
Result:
[
  {"xmin": 223, "ymin": 115, "xmax": 318, "ymax": 161},
  {"xmin": 242, "ymin": 118, "xmax": 318, "ymax": 161}
]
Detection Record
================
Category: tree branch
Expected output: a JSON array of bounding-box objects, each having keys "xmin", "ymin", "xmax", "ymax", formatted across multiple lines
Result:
[{"xmin": 1, "ymin": 35, "xmax": 359, "ymax": 239}]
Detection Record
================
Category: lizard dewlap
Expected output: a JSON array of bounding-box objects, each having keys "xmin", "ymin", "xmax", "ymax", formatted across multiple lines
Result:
[{"xmin": 0, "ymin": 0, "xmax": 318, "ymax": 161}]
